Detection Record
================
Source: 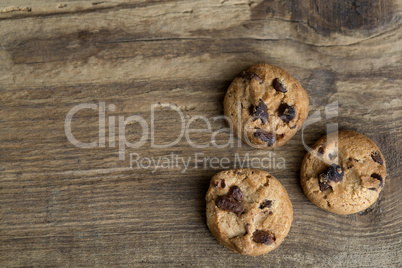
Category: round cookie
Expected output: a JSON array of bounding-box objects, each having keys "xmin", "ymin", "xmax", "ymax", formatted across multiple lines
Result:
[
  {"xmin": 206, "ymin": 168, "xmax": 293, "ymax": 256},
  {"xmin": 301, "ymin": 130, "xmax": 386, "ymax": 215},
  {"xmin": 224, "ymin": 63, "xmax": 309, "ymax": 149}
]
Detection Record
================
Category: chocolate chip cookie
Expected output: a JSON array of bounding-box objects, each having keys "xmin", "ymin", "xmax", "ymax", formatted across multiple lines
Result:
[
  {"xmin": 206, "ymin": 168, "xmax": 293, "ymax": 256},
  {"xmin": 301, "ymin": 130, "xmax": 386, "ymax": 215},
  {"xmin": 224, "ymin": 63, "xmax": 309, "ymax": 149}
]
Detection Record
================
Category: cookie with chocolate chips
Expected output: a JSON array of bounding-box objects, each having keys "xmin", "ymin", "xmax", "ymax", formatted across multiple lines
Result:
[
  {"xmin": 223, "ymin": 63, "xmax": 309, "ymax": 149},
  {"xmin": 206, "ymin": 169, "xmax": 293, "ymax": 256},
  {"xmin": 300, "ymin": 130, "xmax": 386, "ymax": 215}
]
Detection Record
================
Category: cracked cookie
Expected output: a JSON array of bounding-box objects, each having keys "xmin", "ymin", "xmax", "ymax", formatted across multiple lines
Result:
[
  {"xmin": 223, "ymin": 63, "xmax": 309, "ymax": 149},
  {"xmin": 300, "ymin": 130, "xmax": 386, "ymax": 215},
  {"xmin": 206, "ymin": 168, "xmax": 293, "ymax": 256}
]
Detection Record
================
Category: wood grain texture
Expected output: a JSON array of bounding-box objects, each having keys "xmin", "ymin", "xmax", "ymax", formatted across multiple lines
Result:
[{"xmin": 0, "ymin": 0, "xmax": 401, "ymax": 267}]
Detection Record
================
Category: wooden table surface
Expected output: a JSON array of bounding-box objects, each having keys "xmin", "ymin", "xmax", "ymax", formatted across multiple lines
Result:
[{"xmin": 1, "ymin": 0, "xmax": 401, "ymax": 267}]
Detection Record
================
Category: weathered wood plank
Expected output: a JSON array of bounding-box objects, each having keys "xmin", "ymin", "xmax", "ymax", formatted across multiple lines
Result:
[{"xmin": 0, "ymin": 0, "xmax": 401, "ymax": 267}]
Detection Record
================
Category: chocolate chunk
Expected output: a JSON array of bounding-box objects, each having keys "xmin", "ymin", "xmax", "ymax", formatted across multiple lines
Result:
[
  {"xmin": 278, "ymin": 103, "xmax": 295, "ymax": 122},
  {"xmin": 245, "ymin": 223, "xmax": 250, "ymax": 234},
  {"xmin": 318, "ymin": 164, "xmax": 344, "ymax": 191},
  {"xmin": 214, "ymin": 182, "xmax": 219, "ymax": 188},
  {"xmin": 318, "ymin": 173, "xmax": 332, "ymax": 191},
  {"xmin": 319, "ymin": 182, "xmax": 331, "ymax": 191},
  {"xmin": 253, "ymin": 130, "xmax": 276, "ymax": 146},
  {"xmin": 327, "ymin": 164, "xmax": 344, "ymax": 183},
  {"xmin": 215, "ymin": 197, "xmax": 244, "ymax": 217},
  {"xmin": 252, "ymin": 230, "xmax": 274, "ymax": 245},
  {"xmin": 215, "ymin": 186, "xmax": 245, "ymax": 216},
  {"xmin": 368, "ymin": 188, "xmax": 377, "ymax": 191},
  {"xmin": 229, "ymin": 186, "xmax": 244, "ymax": 201},
  {"xmin": 371, "ymin": 152, "xmax": 383, "ymax": 165},
  {"xmin": 371, "ymin": 173, "xmax": 383, "ymax": 187},
  {"xmin": 220, "ymin": 179, "xmax": 226, "ymax": 189},
  {"xmin": 328, "ymin": 153, "xmax": 336, "ymax": 160},
  {"xmin": 272, "ymin": 78, "xmax": 287, "ymax": 93},
  {"xmin": 249, "ymin": 100, "xmax": 268, "ymax": 124},
  {"xmin": 239, "ymin": 71, "xmax": 262, "ymax": 83},
  {"xmin": 260, "ymin": 200, "xmax": 272, "ymax": 209},
  {"xmin": 318, "ymin": 146, "xmax": 324, "ymax": 155}
]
